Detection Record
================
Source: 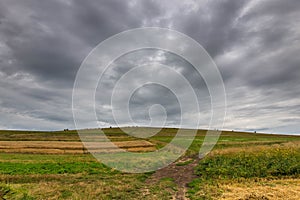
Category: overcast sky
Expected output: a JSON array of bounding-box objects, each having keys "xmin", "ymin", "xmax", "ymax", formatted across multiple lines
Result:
[{"xmin": 0, "ymin": 0, "xmax": 300, "ymax": 134}]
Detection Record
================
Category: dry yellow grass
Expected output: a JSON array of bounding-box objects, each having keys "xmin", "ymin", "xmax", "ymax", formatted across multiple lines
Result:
[
  {"xmin": 1, "ymin": 174, "xmax": 157, "ymax": 200},
  {"xmin": 219, "ymin": 178, "xmax": 300, "ymax": 200},
  {"xmin": 210, "ymin": 141, "xmax": 300, "ymax": 156},
  {"xmin": 0, "ymin": 140, "xmax": 155, "ymax": 154}
]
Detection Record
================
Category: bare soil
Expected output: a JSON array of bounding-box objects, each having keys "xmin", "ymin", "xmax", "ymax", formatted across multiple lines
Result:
[{"xmin": 146, "ymin": 156, "xmax": 200, "ymax": 200}]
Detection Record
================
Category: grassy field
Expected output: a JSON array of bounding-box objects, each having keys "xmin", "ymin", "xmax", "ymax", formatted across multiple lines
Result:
[{"xmin": 0, "ymin": 128, "xmax": 299, "ymax": 199}]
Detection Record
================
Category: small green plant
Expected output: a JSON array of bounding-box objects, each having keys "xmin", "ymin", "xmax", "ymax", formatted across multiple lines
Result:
[{"xmin": 60, "ymin": 189, "xmax": 72, "ymax": 198}]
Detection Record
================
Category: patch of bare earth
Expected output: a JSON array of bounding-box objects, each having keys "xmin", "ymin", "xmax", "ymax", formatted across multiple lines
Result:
[{"xmin": 145, "ymin": 156, "xmax": 200, "ymax": 200}]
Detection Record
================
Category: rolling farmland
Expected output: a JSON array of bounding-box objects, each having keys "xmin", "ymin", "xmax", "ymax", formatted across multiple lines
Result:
[{"xmin": 0, "ymin": 128, "xmax": 299, "ymax": 199}]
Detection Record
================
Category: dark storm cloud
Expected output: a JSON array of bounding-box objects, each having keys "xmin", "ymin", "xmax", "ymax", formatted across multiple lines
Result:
[
  {"xmin": 0, "ymin": 0, "xmax": 144, "ymax": 129},
  {"xmin": 94, "ymin": 49, "xmax": 212, "ymax": 128},
  {"xmin": 0, "ymin": 0, "xmax": 142, "ymax": 87},
  {"xmin": 0, "ymin": 0, "xmax": 299, "ymax": 134},
  {"xmin": 173, "ymin": 0, "xmax": 248, "ymax": 57}
]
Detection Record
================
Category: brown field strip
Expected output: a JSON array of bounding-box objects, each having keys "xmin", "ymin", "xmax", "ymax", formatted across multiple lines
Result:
[
  {"xmin": 0, "ymin": 140, "xmax": 155, "ymax": 154},
  {"xmin": 211, "ymin": 141, "xmax": 300, "ymax": 156}
]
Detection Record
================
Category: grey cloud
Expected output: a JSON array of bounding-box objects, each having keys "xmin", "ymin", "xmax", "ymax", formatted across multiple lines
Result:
[
  {"xmin": 93, "ymin": 48, "xmax": 212, "ymax": 128},
  {"xmin": 0, "ymin": 0, "xmax": 142, "ymax": 87},
  {"xmin": 173, "ymin": 0, "xmax": 248, "ymax": 57}
]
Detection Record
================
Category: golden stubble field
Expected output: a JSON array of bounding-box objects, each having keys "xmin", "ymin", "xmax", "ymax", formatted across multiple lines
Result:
[{"xmin": 0, "ymin": 140, "xmax": 156, "ymax": 154}]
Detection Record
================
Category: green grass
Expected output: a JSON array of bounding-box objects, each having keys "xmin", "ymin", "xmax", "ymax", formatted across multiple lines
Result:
[
  {"xmin": 151, "ymin": 129, "xmax": 300, "ymax": 156},
  {"xmin": 195, "ymin": 147, "xmax": 300, "ymax": 179},
  {"xmin": 187, "ymin": 145, "xmax": 300, "ymax": 199},
  {"xmin": 0, "ymin": 161, "xmax": 113, "ymax": 175}
]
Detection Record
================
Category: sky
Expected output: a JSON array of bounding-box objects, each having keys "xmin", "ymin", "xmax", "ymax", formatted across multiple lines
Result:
[{"xmin": 0, "ymin": 0, "xmax": 300, "ymax": 134}]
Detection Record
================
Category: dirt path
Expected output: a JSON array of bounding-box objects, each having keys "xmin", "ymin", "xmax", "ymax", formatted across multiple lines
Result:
[{"xmin": 145, "ymin": 156, "xmax": 200, "ymax": 200}]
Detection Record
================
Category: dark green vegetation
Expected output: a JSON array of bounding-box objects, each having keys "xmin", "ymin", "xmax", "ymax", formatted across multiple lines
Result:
[
  {"xmin": 0, "ymin": 128, "xmax": 299, "ymax": 199},
  {"xmin": 187, "ymin": 145, "xmax": 300, "ymax": 199},
  {"xmin": 196, "ymin": 147, "xmax": 299, "ymax": 179}
]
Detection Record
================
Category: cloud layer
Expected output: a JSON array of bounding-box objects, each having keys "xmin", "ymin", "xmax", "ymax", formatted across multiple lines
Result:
[{"xmin": 0, "ymin": 0, "xmax": 300, "ymax": 134}]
